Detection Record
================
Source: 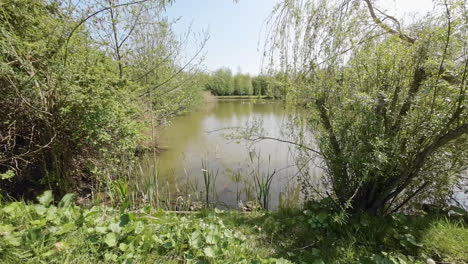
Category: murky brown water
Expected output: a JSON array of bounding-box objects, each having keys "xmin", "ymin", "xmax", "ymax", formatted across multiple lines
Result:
[{"xmin": 142, "ymin": 99, "xmax": 321, "ymax": 209}]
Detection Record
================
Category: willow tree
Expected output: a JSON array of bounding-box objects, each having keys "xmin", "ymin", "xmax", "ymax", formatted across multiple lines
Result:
[{"xmin": 265, "ymin": 0, "xmax": 468, "ymax": 215}]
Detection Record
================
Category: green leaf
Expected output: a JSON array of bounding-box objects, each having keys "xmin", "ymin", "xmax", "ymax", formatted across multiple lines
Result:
[
  {"xmin": 206, "ymin": 234, "xmax": 216, "ymax": 244},
  {"xmin": 105, "ymin": 232, "xmax": 118, "ymax": 247},
  {"xmin": 134, "ymin": 221, "xmax": 144, "ymax": 234},
  {"xmin": 37, "ymin": 191, "xmax": 54, "ymax": 206},
  {"xmin": 0, "ymin": 224, "xmax": 14, "ymax": 234},
  {"xmin": 189, "ymin": 231, "xmax": 201, "ymax": 249},
  {"xmin": 0, "ymin": 170, "xmax": 14, "ymax": 180},
  {"xmin": 58, "ymin": 193, "xmax": 74, "ymax": 208},
  {"xmin": 404, "ymin": 234, "xmax": 422, "ymax": 247},
  {"xmin": 57, "ymin": 222, "xmax": 76, "ymax": 235},
  {"xmin": 95, "ymin": 226, "xmax": 108, "ymax": 234},
  {"xmin": 34, "ymin": 204, "xmax": 47, "ymax": 215},
  {"xmin": 204, "ymin": 246, "xmax": 216, "ymax": 258},
  {"xmin": 5, "ymin": 234, "xmax": 21, "ymax": 246},
  {"xmin": 120, "ymin": 214, "xmax": 130, "ymax": 227},
  {"xmin": 163, "ymin": 240, "xmax": 174, "ymax": 249}
]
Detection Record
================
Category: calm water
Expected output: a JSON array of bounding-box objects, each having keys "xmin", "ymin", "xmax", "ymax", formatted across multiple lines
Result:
[
  {"xmin": 142, "ymin": 99, "xmax": 467, "ymax": 211},
  {"xmin": 144, "ymin": 99, "xmax": 320, "ymax": 209}
]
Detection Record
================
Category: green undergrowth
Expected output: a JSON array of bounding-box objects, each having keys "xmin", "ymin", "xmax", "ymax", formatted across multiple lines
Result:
[
  {"xmin": 216, "ymin": 96, "xmax": 272, "ymax": 99},
  {"xmin": 0, "ymin": 191, "xmax": 289, "ymax": 264},
  {"xmin": 219, "ymin": 206, "xmax": 468, "ymax": 264},
  {"xmin": 0, "ymin": 192, "xmax": 467, "ymax": 264}
]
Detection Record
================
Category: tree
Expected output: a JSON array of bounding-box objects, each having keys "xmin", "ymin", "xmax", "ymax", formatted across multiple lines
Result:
[
  {"xmin": 239, "ymin": 74, "xmax": 253, "ymax": 95},
  {"xmin": 265, "ymin": 0, "xmax": 468, "ymax": 215},
  {"xmin": 233, "ymin": 74, "xmax": 242, "ymax": 95},
  {"xmin": 0, "ymin": 0, "xmax": 206, "ymax": 199},
  {"xmin": 208, "ymin": 68, "xmax": 234, "ymax": 95}
]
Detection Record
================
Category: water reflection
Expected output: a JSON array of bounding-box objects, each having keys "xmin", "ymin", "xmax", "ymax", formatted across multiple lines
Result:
[{"xmin": 143, "ymin": 99, "xmax": 321, "ymax": 209}]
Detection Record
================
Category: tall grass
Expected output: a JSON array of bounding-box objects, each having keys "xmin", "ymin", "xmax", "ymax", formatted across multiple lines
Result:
[
  {"xmin": 202, "ymin": 159, "xmax": 219, "ymax": 208},
  {"xmin": 249, "ymin": 151, "xmax": 276, "ymax": 210}
]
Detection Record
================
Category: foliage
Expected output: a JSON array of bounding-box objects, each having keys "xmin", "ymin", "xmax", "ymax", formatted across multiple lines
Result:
[
  {"xmin": 224, "ymin": 202, "xmax": 468, "ymax": 264},
  {"xmin": 205, "ymin": 68, "xmax": 284, "ymax": 98},
  {"xmin": 265, "ymin": 0, "xmax": 468, "ymax": 215},
  {"xmin": 206, "ymin": 68, "xmax": 235, "ymax": 96},
  {"xmin": 0, "ymin": 191, "xmax": 291, "ymax": 263},
  {"xmin": 0, "ymin": 0, "xmax": 205, "ymax": 199},
  {"xmin": 421, "ymin": 219, "xmax": 468, "ymax": 263}
]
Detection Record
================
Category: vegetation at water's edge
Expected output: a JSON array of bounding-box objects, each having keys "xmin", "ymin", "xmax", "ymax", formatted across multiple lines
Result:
[
  {"xmin": 203, "ymin": 68, "xmax": 286, "ymax": 98},
  {"xmin": 0, "ymin": 0, "xmax": 206, "ymax": 199},
  {"xmin": 1, "ymin": 192, "xmax": 467, "ymax": 264},
  {"xmin": 216, "ymin": 95, "xmax": 272, "ymax": 99},
  {"xmin": 1, "ymin": 0, "xmax": 467, "ymax": 263}
]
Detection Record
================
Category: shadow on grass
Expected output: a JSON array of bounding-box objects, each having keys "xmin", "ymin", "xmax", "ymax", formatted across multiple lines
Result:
[{"xmin": 205, "ymin": 208, "xmax": 467, "ymax": 263}]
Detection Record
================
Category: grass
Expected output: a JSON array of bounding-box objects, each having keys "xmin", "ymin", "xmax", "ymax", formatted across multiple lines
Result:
[
  {"xmin": 216, "ymin": 95, "xmax": 272, "ymax": 99},
  {"xmin": 0, "ymin": 191, "xmax": 467, "ymax": 264}
]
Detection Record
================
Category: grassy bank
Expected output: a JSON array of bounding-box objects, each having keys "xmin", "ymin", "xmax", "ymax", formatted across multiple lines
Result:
[{"xmin": 1, "ymin": 192, "xmax": 467, "ymax": 264}]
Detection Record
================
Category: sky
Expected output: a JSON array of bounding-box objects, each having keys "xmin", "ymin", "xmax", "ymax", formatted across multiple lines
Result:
[{"xmin": 166, "ymin": 0, "xmax": 434, "ymax": 75}]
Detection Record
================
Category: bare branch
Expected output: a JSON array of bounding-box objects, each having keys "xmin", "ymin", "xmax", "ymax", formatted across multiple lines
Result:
[{"xmin": 362, "ymin": 0, "xmax": 416, "ymax": 44}]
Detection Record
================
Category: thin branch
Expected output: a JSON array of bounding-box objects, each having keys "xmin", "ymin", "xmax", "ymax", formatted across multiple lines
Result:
[
  {"xmin": 251, "ymin": 136, "xmax": 321, "ymax": 155},
  {"xmin": 430, "ymin": 0, "xmax": 452, "ymax": 115},
  {"xmin": 63, "ymin": 0, "xmax": 151, "ymax": 65},
  {"xmin": 362, "ymin": 0, "xmax": 416, "ymax": 44},
  {"xmin": 391, "ymin": 181, "xmax": 429, "ymax": 213},
  {"xmin": 141, "ymin": 36, "xmax": 209, "ymax": 97}
]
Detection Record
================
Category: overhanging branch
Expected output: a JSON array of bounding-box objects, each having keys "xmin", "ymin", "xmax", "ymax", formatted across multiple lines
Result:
[{"xmin": 362, "ymin": 0, "xmax": 416, "ymax": 44}]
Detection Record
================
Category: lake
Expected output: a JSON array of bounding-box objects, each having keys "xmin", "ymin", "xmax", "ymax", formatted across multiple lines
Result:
[
  {"xmin": 139, "ymin": 99, "xmax": 467, "ymax": 211},
  {"xmin": 140, "ymin": 99, "xmax": 321, "ymax": 210}
]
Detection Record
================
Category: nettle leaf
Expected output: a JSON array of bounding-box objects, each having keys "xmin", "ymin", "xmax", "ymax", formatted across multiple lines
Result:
[
  {"xmin": 57, "ymin": 222, "xmax": 76, "ymax": 235},
  {"xmin": 37, "ymin": 191, "xmax": 54, "ymax": 206},
  {"xmin": 109, "ymin": 222, "xmax": 121, "ymax": 233},
  {"xmin": 105, "ymin": 232, "xmax": 118, "ymax": 247},
  {"xmin": 206, "ymin": 233, "xmax": 216, "ymax": 245},
  {"xmin": 189, "ymin": 231, "xmax": 202, "ymax": 249},
  {"xmin": 95, "ymin": 226, "xmax": 108, "ymax": 234},
  {"xmin": 58, "ymin": 193, "xmax": 74, "ymax": 208},
  {"xmin": 34, "ymin": 204, "xmax": 47, "ymax": 216},
  {"xmin": 3, "ymin": 202, "xmax": 22, "ymax": 217},
  {"xmin": 203, "ymin": 246, "xmax": 216, "ymax": 258},
  {"xmin": 119, "ymin": 242, "xmax": 129, "ymax": 252},
  {"xmin": 30, "ymin": 218, "xmax": 47, "ymax": 228},
  {"xmin": 134, "ymin": 221, "xmax": 144, "ymax": 234},
  {"xmin": 0, "ymin": 224, "xmax": 14, "ymax": 234},
  {"xmin": 5, "ymin": 234, "xmax": 21, "ymax": 247}
]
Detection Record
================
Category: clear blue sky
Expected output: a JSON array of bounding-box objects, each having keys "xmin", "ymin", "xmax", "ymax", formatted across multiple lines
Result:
[
  {"xmin": 166, "ymin": 0, "xmax": 279, "ymax": 75},
  {"xmin": 166, "ymin": 0, "xmax": 432, "ymax": 76}
]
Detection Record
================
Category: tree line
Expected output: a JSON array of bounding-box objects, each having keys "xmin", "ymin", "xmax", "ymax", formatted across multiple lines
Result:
[{"xmin": 203, "ymin": 68, "xmax": 286, "ymax": 98}]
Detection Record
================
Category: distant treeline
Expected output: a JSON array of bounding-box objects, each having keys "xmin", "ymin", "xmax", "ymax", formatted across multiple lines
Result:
[{"xmin": 203, "ymin": 68, "xmax": 286, "ymax": 98}]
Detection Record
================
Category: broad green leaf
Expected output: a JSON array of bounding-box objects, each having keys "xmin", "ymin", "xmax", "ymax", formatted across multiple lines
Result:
[
  {"xmin": 58, "ymin": 193, "xmax": 74, "ymax": 208},
  {"xmin": 206, "ymin": 234, "xmax": 216, "ymax": 244},
  {"xmin": 163, "ymin": 240, "xmax": 174, "ymax": 249},
  {"xmin": 57, "ymin": 222, "xmax": 76, "ymax": 235},
  {"xmin": 134, "ymin": 221, "xmax": 144, "ymax": 234},
  {"xmin": 5, "ymin": 234, "xmax": 21, "ymax": 246},
  {"xmin": 120, "ymin": 213, "xmax": 130, "ymax": 227},
  {"xmin": 204, "ymin": 246, "xmax": 216, "ymax": 258},
  {"xmin": 96, "ymin": 226, "xmax": 108, "ymax": 234},
  {"xmin": 105, "ymin": 232, "xmax": 118, "ymax": 247},
  {"xmin": 189, "ymin": 231, "xmax": 201, "ymax": 248},
  {"xmin": 37, "ymin": 191, "xmax": 54, "ymax": 206}
]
